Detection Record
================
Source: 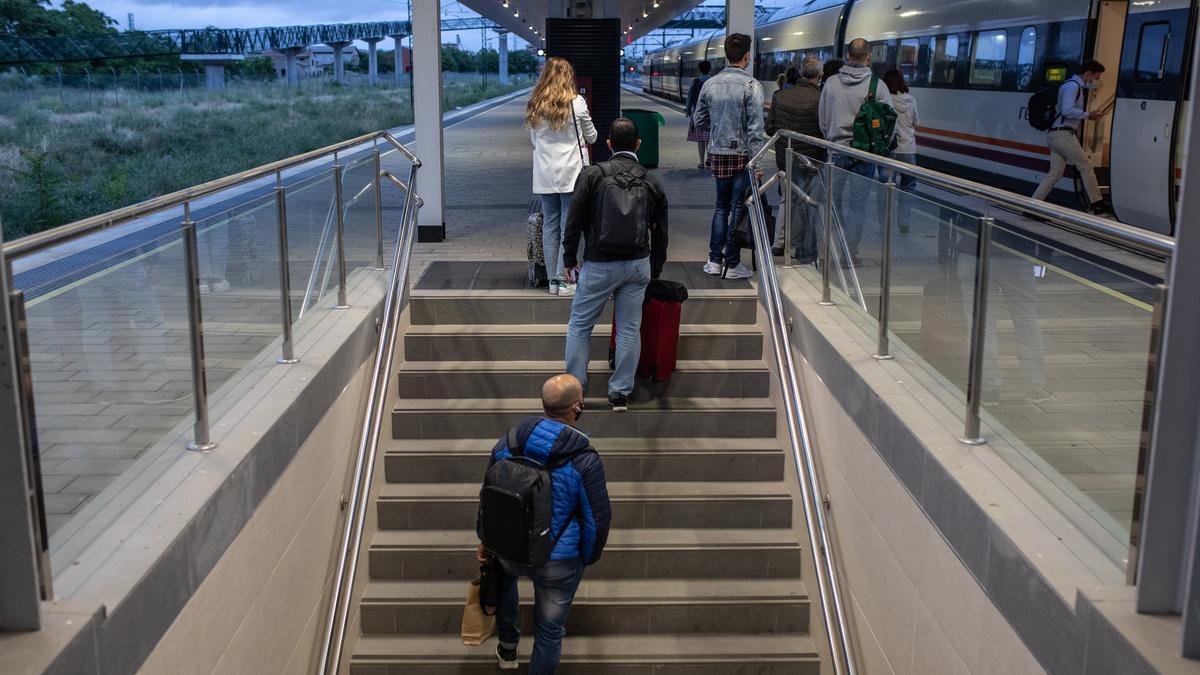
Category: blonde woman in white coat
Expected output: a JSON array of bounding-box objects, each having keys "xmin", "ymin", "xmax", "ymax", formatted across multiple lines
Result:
[{"xmin": 527, "ymin": 57, "xmax": 598, "ymax": 296}]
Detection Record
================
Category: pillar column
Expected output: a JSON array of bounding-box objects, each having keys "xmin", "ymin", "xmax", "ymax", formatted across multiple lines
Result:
[
  {"xmin": 328, "ymin": 40, "xmax": 351, "ymax": 84},
  {"xmin": 0, "ymin": 230, "xmax": 43, "ymax": 631},
  {"xmin": 282, "ymin": 47, "xmax": 304, "ymax": 87},
  {"xmin": 412, "ymin": 0, "xmax": 445, "ymax": 242},
  {"xmin": 204, "ymin": 64, "xmax": 226, "ymax": 90},
  {"xmin": 725, "ymin": 0, "xmax": 755, "ymax": 39},
  {"xmin": 366, "ymin": 38, "xmax": 383, "ymax": 86},
  {"xmin": 391, "ymin": 35, "xmax": 406, "ymax": 82},
  {"xmin": 181, "ymin": 54, "xmax": 243, "ymax": 90},
  {"xmin": 497, "ymin": 29, "xmax": 509, "ymax": 85}
]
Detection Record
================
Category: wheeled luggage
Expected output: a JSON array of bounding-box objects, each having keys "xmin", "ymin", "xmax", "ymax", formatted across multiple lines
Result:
[
  {"xmin": 526, "ymin": 199, "xmax": 548, "ymax": 288},
  {"xmin": 608, "ymin": 279, "xmax": 688, "ymax": 382}
]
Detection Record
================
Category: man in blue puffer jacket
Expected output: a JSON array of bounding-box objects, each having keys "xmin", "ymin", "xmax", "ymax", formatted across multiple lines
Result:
[{"xmin": 475, "ymin": 374, "xmax": 611, "ymax": 673}]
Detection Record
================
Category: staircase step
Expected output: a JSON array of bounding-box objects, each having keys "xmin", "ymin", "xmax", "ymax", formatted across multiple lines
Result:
[
  {"xmin": 410, "ymin": 293, "xmax": 759, "ymax": 326},
  {"xmin": 359, "ymin": 579, "xmax": 809, "ymax": 636},
  {"xmin": 403, "ymin": 324, "xmax": 763, "ymax": 362},
  {"xmin": 377, "ymin": 482, "xmax": 792, "ymax": 531},
  {"xmin": 368, "ymin": 529, "xmax": 803, "ymax": 581},
  {"xmin": 384, "ymin": 439, "xmax": 786, "ymax": 483},
  {"xmin": 390, "ymin": 398, "xmax": 776, "ymax": 440},
  {"xmin": 351, "ymin": 634, "xmax": 820, "ymax": 674},
  {"xmin": 397, "ymin": 360, "xmax": 770, "ymax": 400}
]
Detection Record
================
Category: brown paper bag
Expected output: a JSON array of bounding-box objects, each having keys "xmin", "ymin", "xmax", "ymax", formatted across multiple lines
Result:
[{"xmin": 461, "ymin": 577, "xmax": 496, "ymax": 645}]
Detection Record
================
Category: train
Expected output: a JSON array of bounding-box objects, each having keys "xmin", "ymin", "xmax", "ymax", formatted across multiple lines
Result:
[{"xmin": 642, "ymin": 0, "xmax": 1197, "ymax": 236}]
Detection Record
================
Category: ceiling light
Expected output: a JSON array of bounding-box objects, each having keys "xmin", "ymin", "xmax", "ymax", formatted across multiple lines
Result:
[
  {"xmin": 642, "ymin": 9, "xmax": 649, "ymax": 17},
  {"xmin": 653, "ymin": 0, "xmax": 659, "ymax": 6},
  {"xmin": 502, "ymin": 0, "xmax": 508, "ymax": 6},
  {"xmin": 792, "ymin": 31, "xmax": 804, "ymax": 36},
  {"xmin": 513, "ymin": 10, "xmax": 519, "ymax": 17},
  {"xmin": 899, "ymin": 10, "xmax": 922, "ymax": 17}
]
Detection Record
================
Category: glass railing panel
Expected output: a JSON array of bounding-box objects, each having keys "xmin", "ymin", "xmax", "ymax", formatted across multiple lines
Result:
[
  {"xmin": 285, "ymin": 163, "xmax": 339, "ymax": 321},
  {"xmin": 822, "ymin": 161, "xmax": 883, "ymax": 314},
  {"xmin": 19, "ymin": 229, "xmax": 190, "ymax": 541},
  {"xmin": 979, "ymin": 227, "xmax": 1152, "ymax": 553},
  {"xmin": 193, "ymin": 193, "xmax": 285, "ymax": 399}
]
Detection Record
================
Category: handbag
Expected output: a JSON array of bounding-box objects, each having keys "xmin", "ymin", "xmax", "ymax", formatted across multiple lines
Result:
[
  {"xmin": 572, "ymin": 105, "xmax": 590, "ymax": 167},
  {"xmin": 460, "ymin": 575, "xmax": 496, "ymax": 645}
]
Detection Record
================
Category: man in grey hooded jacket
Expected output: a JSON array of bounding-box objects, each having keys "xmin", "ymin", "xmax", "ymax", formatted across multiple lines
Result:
[{"xmin": 818, "ymin": 38, "xmax": 893, "ymax": 266}]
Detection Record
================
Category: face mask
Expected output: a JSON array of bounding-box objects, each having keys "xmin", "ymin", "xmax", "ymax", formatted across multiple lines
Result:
[{"xmin": 1083, "ymin": 80, "xmax": 1101, "ymax": 89}]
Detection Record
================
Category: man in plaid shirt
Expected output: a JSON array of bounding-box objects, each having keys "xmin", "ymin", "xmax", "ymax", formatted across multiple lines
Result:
[{"xmin": 692, "ymin": 32, "xmax": 767, "ymax": 280}]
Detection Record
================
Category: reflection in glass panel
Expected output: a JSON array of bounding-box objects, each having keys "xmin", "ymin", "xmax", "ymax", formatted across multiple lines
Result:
[
  {"xmin": 930, "ymin": 35, "xmax": 959, "ymax": 84},
  {"xmin": 1017, "ymin": 27, "xmax": 1037, "ymax": 89},
  {"xmin": 970, "ymin": 30, "xmax": 1007, "ymax": 87},
  {"xmin": 899, "ymin": 38, "xmax": 920, "ymax": 81},
  {"xmin": 1136, "ymin": 22, "xmax": 1171, "ymax": 83}
]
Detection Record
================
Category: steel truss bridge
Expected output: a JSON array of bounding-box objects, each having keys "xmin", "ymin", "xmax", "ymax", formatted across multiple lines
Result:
[
  {"xmin": 660, "ymin": 5, "xmax": 778, "ymax": 29},
  {"xmin": 0, "ymin": 19, "xmax": 512, "ymax": 66}
]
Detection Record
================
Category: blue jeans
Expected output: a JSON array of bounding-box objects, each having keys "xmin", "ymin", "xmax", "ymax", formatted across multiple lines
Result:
[
  {"xmin": 889, "ymin": 152, "xmax": 918, "ymax": 229},
  {"xmin": 497, "ymin": 557, "xmax": 585, "ymax": 675},
  {"xmin": 539, "ymin": 193, "xmax": 577, "ymax": 283},
  {"xmin": 565, "ymin": 258, "xmax": 651, "ymax": 398},
  {"xmin": 788, "ymin": 167, "xmax": 821, "ymax": 260},
  {"xmin": 831, "ymin": 154, "xmax": 879, "ymax": 255},
  {"xmin": 709, "ymin": 169, "xmax": 750, "ymax": 267}
]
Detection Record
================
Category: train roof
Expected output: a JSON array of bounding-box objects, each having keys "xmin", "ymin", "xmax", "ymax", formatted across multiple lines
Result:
[{"xmin": 761, "ymin": 0, "xmax": 847, "ymax": 25}]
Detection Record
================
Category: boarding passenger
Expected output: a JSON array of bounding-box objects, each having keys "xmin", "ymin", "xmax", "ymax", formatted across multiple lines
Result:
[
  {"xmin": 818, "ymin": 38, "xmax": 893, "ymax": 266},
  {"xmin": 527, "ymin": 56, "xmax": 598, "ymax": 297},
  {"xmin": 1031, "ymin": 60, "xmax": 1109, "ymax": 215},
  {"xmin": 766, "ymin": 56, "xmax": 825, "ymax": 264},
  {"xmin": 883, "ymin": 69, "xmax": 918, "ymax": 234},
  {"xmin": 776, "ymin": 66, "xmax": 801, "ymax": 92},
  {"xmin": 821, "ymin": 59, "xmax": 843, "ymax": 87},
  {"xmin": 693, "ymin": 32, "xmax": 767, "ymax": 280},
  {"xmin": 478, "ymin": 374, "xmax": 612, "ymax": 673},
  {"xmin": 562, "ymin": 118, "xmax": 669, "ymax": 411},
  {"xmin": 685, "ymin": 60, "xmax": 714, "ymax": 169}
]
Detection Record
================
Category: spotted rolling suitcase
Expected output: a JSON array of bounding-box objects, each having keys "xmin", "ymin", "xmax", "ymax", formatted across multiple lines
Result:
[{"xmin": 526, "ymin": 199, "xmax": 548, "ymax": 288}]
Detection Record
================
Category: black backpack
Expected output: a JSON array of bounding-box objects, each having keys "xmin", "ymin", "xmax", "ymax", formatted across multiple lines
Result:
[
  {"xmin": 478, "ymin": 425, "xmax": 579, "ymax": 567},
  {"xmin": 593, "ymin": 161, "xmax": 651, "ymax": 258},
  {"xmin": 1027, "ymin": 81, "xmax": 1066, "ymax": 131}
]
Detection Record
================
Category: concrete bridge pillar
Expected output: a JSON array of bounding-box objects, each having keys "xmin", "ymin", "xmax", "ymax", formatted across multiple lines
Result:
[
  {"xmin": 328, "ymin": 40, "xmax": 351, "ymax": 84},
  {"xmin": 281, "ymin": 47, "xmax": 304, "ymax": 87},
  {"xmin": 366, "ymin": 38, "xmax": 383, "ymax": 86},
  {"xmin": 391, "ymin": 35, "xmax": 406, "ymax": 82},
  {"xmin": 496, "ymin": 29, "xmax": 509, "ymax": 85},
  {"xmin": 181, "ymin": 54, "xmax": 244, "ymax": 91}
]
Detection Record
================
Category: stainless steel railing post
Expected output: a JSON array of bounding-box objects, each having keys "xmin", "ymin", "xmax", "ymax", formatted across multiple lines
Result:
[
  {"xmin": 873, "ymin": 184, "xmax": 897, "ymax": 361},
  {"xmin": 783, "ymin": 140, "xmax": 793, "ymax": 268},
  {"xmin": 820, "ymin": 161, "xmax": 835, "ymax": 306},
  {"xmin": 333, "ymin": 153, "xmax": 350, "ymax": 309},
  {"xmin": 182, "ymin": 203, "xmax": 216, "ymax": 452},
  {"xmin": 960, "ymin": 214, "xmax": 995, "ymax": 446},
  {"xmin": 275, "ymin": 172, "xmax": 299, "ymax": 365},
  {"xmin": 372, "ymin": 144, "xmax": 385, "ymax": 271}
]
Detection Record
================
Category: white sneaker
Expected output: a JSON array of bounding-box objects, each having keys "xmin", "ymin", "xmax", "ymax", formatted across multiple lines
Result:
[
  {"xmin": 548, "ymin": 280, "xmax": 560, "ymax": 295},
  {"xmin": 559, "ymin": 282, "xmax": 576, "ymax": 297},
  {"xmin": 209, "ymin": 279, "xmax": 230, "ymax": 293},
  {"xmin": 723, "ymin": 264, "xmax": 752, "ymax": 280},
  {"xmin": 702, "ymin": 261, "xmax": 722, "ymax": 276}
]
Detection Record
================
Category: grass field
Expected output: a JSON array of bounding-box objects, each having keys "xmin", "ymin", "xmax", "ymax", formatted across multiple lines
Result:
[{"xmin": 0, "ymin": 72, "xmax": 531, "ymax": 239}]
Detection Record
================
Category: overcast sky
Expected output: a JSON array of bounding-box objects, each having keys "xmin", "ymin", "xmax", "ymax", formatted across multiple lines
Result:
[{"xmin": 78, "ymin": 0, "xmax": 524, "ymax": 50}]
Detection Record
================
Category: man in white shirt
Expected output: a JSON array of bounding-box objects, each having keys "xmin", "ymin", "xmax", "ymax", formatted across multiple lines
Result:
[{"xmin": 1031, "ymin": 60, "xmax": 1108, "ymax": 214}]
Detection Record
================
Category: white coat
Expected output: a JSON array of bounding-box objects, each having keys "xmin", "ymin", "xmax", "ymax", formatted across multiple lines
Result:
[{"xmin": 530, "ymin": 95, "xmax": 598, "ymax": 194}]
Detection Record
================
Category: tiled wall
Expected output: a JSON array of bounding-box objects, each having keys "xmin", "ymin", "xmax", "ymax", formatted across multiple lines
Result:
[
  {"xmin": 800, "ymin": 357, "xmax": 1045, "ymax": 674},
  {"xmin": 139, "ymin": 363, "xmax": 369, "ymax": 675}
]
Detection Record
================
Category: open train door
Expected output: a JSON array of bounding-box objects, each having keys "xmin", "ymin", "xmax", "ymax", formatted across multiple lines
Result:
[{"xmin": 1107, "ymin": 0, "xmax": 1197, "ymax": 234}]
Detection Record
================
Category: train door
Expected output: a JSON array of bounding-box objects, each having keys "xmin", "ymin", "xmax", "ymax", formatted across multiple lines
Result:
[
  {"xmin": 1108, "ymin": 0, "xmax": 1195, "ymax": 234},
  {"xmin": 1082, "ymin": 0, "xmax": 1125, "ymax": 200}
]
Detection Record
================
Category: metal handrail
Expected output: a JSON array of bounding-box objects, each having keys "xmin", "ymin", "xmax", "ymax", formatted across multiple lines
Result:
[
  {"xmin": 744, "ymin": 170, "xmax": 858, "ymax": 674},
  {"xmin": 750, "ymin": 130, "xmax": 1175, "ymax": 258},
  {"xmin": 317, "ymin": 166, "xmax": 421, "ymax": 675},
  {"xmin": 2, "ymin": 129, "xmax": 419, "ymax": 260}
]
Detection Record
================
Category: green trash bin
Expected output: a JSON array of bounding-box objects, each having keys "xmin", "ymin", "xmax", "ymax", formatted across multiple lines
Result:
[{"xmin": 621, "ymin": 108, "xmax": 667, "ymax": 168}]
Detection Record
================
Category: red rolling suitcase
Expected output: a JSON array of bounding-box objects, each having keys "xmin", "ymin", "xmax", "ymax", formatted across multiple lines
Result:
[{"xmin": 608, "ymin": 280, "xmax": 688, "ymax": 382}]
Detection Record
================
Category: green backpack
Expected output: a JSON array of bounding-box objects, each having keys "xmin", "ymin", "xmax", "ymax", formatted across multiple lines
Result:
[{"xmin": 851, "ymin": 76, "xmax": 898, "ymax": 156}]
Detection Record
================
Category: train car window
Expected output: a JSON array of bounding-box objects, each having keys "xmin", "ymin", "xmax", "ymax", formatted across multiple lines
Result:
[
  {"xmin": 970, "ymin": 30, "xmax": 1007, "ymax": 87},
  {"xmin": 929, "ymin": 35, "xmax": 959, "ymax": 85},
  {"xmin": 1017, "ymin": 27, "xmax": 1037, "ymax": 90},
  {"xmin": 1135, "ymin": 22, "xmax": 1171, "ymax": 83},
  {"xmin": 898, "ymin": 39, "xmax": 920, "ymax": 81},
  {"xmin": 871, "ymin": 41, "xmax": 890, "ymax": 77}
]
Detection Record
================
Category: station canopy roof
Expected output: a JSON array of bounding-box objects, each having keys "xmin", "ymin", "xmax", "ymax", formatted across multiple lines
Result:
[{"xmin": 460, "ymin": 0, "xmax": 709, "ymax": 46}]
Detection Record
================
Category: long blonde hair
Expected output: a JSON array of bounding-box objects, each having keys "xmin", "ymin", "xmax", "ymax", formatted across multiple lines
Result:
[{"xmin": 526, "ymin": 57, "xmax": 577, "ymax": 130}]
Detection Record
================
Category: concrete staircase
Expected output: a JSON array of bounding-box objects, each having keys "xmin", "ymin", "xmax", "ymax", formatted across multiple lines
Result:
[{"xmin": 349, "ymin": 290, "xmax": 821, "ymax": 674}]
